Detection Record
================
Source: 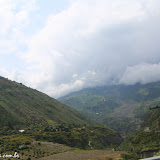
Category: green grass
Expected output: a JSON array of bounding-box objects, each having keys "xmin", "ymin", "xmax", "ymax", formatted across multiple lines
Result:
[{"xmin": 0, "ymin": 76, "xmax": 87, "ymax": 128}]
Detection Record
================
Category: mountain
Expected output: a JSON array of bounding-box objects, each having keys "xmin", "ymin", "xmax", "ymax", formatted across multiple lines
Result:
[
  {"xmin": 59, "ymin": 81, "xmax": 160, "ymax": 134},
  {"xmin": 0, "ymin": 76, "xmax": 87, "ymax": 127},
  {"xmin": 142, "ymin": 106, "xmax": 160, "ymax": 130},
  {"xmin": 59, "ymin": 82, "xmax": 160, "ymax": 158},
  {"xmin": 120, "ymin": 107, "xmax": 160, "ymax": 159},
  {"xmin": 0, "ymin": 76, "xmax": 123, "ymax": 154}
]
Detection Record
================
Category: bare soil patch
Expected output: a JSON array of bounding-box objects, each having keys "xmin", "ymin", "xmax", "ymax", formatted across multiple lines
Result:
[{"xmin": 37, "ymin": 150, "xmax": 125, "ymax": 160}]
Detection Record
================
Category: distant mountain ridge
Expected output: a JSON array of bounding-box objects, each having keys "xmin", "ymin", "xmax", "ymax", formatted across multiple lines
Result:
[
  {"xmin": 59, "ymin": 81, "xmax": 160, "ymax": 134},
  {"xmin": 0, "ymin": 76, "xmax": 87, "ymax": 128}
]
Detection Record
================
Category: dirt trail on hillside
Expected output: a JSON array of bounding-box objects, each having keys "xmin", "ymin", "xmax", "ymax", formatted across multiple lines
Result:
[{"xmin": 37, "ymin": 150, "xmax": 124, "ymax": 160}]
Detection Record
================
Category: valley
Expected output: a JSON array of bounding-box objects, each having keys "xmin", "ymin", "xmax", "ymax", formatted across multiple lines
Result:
[
  {"xmin": 0, "ymin": 76, "xmax": 124, "ymax": 160},
  {"xmin": 59, "ymin": 82, "xmax": 160, "ymax": 135},
  {"xmin": 1, "ymin": 0, "xmax": 160, "ymax": 159},
  {"xmin": 59, "ymin": 82, "xmax": 160, "ymax": 159},
  {"xmin": 2, "ymin": 76, "xmax": 160, "ymax": 159}
]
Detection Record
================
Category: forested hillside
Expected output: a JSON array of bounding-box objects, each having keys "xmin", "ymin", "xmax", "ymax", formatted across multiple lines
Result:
[
  {"xmin": 0, "ymin": 76, "xmax": 87, "ymax": 127},
  {"xmin": 0, "ymin": 76, "xmax": 123, "ymax": 158},
  {"xmin": 60, "ymin": 82, "xmax": 160, "ymax": 134}
]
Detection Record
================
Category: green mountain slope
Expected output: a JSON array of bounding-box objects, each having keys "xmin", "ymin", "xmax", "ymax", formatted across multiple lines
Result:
[
  {"xmin": 0, "ymin": 76, "xmax": 87, "ymax": 127},
  {"xmin": 59, "ymin": 81, "xmax": 160, "ymax": 134},
  {"xmin": 0, "ymin": 76, "xmax": 124, "ymax": 153},
  {"xmin": 120, "ymin": 108, "xmax": 160, "ymax": 159}
]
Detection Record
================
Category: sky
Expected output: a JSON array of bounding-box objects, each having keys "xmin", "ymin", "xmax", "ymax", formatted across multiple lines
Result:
[{"xmin": 1, "ymin": 0, "xmax": 160, "ymax": 98}]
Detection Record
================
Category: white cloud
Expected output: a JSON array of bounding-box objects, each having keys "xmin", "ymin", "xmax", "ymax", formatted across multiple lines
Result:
[
  {"xmin": 120, "ymin": 63, "xmax": 160, "ymax": 85},
  {"xmin": 1, "ymin": 0, "xmax": 160, "ymax": 98},
  {"xmin": 21, "ymin": 0, "xmax": 160, "ymax": 97},
  {"xmin": 0, "ymin": 0, "xmax": 37, "ymax": 54},
  {"xmin": 44, "ymin": 79, "xmax": 85, "ymax": 98}
]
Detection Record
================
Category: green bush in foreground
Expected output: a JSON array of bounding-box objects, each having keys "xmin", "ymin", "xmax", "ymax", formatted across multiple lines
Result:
[{"xmin": 121, "ymin": 153, "xmax": 139, "ymax": 160}]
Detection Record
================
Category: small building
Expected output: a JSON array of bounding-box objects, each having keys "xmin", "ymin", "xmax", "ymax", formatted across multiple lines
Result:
[{"xmin": 19, "ymin": 130, "xmax": 25, "ymax": 133}]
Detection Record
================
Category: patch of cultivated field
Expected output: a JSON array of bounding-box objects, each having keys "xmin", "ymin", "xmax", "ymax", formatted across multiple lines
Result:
[
  {"xmin": 37, "ymin": 150, "xmax": 125, "ymax": 160},
  {"xmin": 15, "ymin": 141, "xmax": 73, "ymax": 160}
]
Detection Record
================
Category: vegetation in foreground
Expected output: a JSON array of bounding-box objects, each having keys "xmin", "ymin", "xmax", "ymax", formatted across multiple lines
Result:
[
  {"xmin": 119, "ymin": 106, "xmax": 160, "ymax": 159},
  {"xmin": 0, "ymin": 123, "xmax": 123, "ymax": 160},
  {"xmin": 38, "ymin": 150, "xmax": 125, "ymax": 160}
]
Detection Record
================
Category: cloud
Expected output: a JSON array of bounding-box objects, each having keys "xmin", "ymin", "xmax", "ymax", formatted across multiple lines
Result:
[
  {"xmin": 120, "ymin": 63, "xmax": 160, "ymax": 85},
  {"xmin": 1, "ymin": 0, "xmax": 160, "ymax": 98},
  {"xmin": 0, "ymin": 0, "xmax": 37, "ymax": 55}
]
